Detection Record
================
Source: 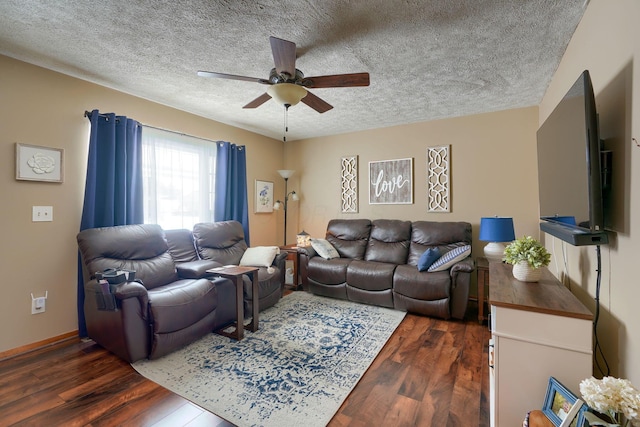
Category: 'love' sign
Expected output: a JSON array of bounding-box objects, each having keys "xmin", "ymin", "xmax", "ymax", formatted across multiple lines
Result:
[{"xmin": 369, "ymin": 158, "xmax": 413, "ymax": 204}]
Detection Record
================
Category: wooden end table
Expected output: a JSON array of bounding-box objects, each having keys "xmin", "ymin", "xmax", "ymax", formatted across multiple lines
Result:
[
  {"xmin": 476, "ymin": 256, "xmax": 489, "ymax": 324},
  {"xmin": 279, "ymin": 245, "xmax": 302, "ymax": 290},
  {"xmin": 206, "ymin": 265, "xmax": 259, "ymax": 340}
]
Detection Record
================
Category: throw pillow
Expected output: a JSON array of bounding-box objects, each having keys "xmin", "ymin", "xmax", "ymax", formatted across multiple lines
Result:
[
  {"xmin": 310, "ymin": 238, "xmax": 340, "ymax": 260},
  {"xmin": 417, "ymin": 247, "xmax": 441, "ymax": 272},
  {"xmin": 239, "ymin": 246, "xmax": 279, "ymax": 267},
  {"xmin": 427, "ymin": 245, "xmax": 471, "ymax": 272}
]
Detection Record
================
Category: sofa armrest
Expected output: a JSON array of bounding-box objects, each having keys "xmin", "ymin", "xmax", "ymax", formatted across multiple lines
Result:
[
  {"xmin": 177, "ymin": 260, "xmax": 222, "ymax": 279},
  {"xmin": 450, "ymin": 257, "xmax": 474, "ymax": 275},
  {"xmin": 85, "ymin": 279, "xmax": 150, "ymax": 320},
  {"xmin": 273, "ymin": 251, "xmax": 287, "ymax": 266},
  {"xmin": 273, "ymin": 251, "xmax": 287, "ymax": 286},
  {"xmin": 449, "ymin": 257, "xmax": 473, "ymax": 319},
  {"xmin": 114, "ymin": 281, "xmax": 150, "ymax": 320},
  {"xmin": 83, "ymin": 279, "xmax": 151, "ymax": 362},
  {"xmin": 298, "ymin": 246, "xmax": 318, "ymax": 259}
]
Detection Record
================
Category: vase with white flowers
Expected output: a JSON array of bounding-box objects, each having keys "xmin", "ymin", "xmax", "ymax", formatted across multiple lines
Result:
[
  {"xmin": 580, "ymin": 376, "xmax": 640, "ymax": 427},
  {"xmin": 503, "ymin": 235, "xmax": 551, "ymax": 282}
]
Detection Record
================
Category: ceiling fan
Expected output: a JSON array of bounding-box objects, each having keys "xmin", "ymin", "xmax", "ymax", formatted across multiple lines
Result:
[{"xmin": 197, "ymin": 36, "xmax": 370, "ymax": 114}]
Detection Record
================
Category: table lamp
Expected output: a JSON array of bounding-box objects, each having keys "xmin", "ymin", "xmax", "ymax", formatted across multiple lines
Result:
[
  {"xmin": 479, "ymin": 217, "xmax": 515, "ymax": 261},
  {"xmin": 296, "ymin": 230, "xmax": 311, "ymax": 247}
]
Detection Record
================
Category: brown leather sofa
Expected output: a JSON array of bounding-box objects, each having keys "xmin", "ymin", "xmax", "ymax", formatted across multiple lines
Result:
[
  {"xmin": 77, "ymin": 221, "xmax": 285, "ymax": 362},
  {"xmin": 299, "ymin": 219, "xmax": 473, "ymax": 320}
]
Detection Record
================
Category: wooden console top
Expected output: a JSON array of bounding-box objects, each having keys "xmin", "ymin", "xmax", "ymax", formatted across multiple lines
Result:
[{"xmin": 489, "ymin": 262, "xmax": 593, "ymax": 320}]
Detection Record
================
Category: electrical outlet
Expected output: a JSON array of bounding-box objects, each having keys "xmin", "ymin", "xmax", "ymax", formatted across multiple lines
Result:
[
  {"xmin": 32, "ymin": 206, "xmax": 53, "ymax": 222},
  {"xmin": 31, "ymin": 297, "xmax": 46, "ymax": 314}
]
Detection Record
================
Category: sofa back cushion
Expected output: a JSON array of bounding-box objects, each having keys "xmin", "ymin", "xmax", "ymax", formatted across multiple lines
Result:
[
  {"xmin": 193, "ymin": 221, "xmax": 247, "ymax": 265},
  {"xmin": 326, "ymin": 219, "xmax": 372, "ymax": 260},
  {"xmin": 364, "ymin": 219, "xmax": 412, "ymax": 264},
  {"xmin": 408, "ymin": 221, "xmax": 472, "ymax": 266},
  {"xmin": 163, "ymin": 229, "xmax": 199, "ymax": 263},
  {"xmin": 77, "ymin": 224, "xmax": 179, "ymax": 289}
]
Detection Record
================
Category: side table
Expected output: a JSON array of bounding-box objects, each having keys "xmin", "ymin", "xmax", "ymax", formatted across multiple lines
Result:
[
  {"xmin": 206, "ymin": 265, "xmax": 259, "ymax": 340},
  {"xmin": 476, "ymin": 256, "xmax": 489, "ymax": 324},
  {"xmin": 279, "ymin": 245, "xmax": 301, "ymax": 290}
]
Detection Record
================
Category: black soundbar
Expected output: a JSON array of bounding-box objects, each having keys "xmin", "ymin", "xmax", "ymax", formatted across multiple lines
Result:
[{"xmin": 540, "ymin": 221, "xmax": 609, "ymax": 246}]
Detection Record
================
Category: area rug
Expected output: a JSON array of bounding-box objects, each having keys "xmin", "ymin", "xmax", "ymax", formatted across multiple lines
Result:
[{"xmin": 132, "ymin": 291, "xmax": 406, "ymax": 427}]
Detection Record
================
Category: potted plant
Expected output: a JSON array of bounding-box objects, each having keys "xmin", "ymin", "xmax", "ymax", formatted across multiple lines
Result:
[{"xmin": 503, "ymin": 236, "xmax": 551, "ymax": 282}]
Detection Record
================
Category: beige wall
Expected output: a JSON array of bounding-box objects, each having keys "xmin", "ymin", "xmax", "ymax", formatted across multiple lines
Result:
[
  {"xmin": 538, "ymin": 0, "xmax": 640, "ymax": 382},
  {"xmin": 0, "ymin": 55, "xmax": 283, "ymax": 353},
  {"xmin": 287, "ymin": 107, "xmax": 541, "ymax": 255}
]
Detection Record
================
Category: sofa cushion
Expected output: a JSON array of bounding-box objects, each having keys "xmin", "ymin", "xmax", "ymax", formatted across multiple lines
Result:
[
  {"xmin": 311, "ymin": 238, "xmax": 340, "ymax": 260},
  {"xmin": 164, "ymin": 228, "xmax": 199, "ymax": 263},
  {"xmin": 239, "ymin": 246, "xmax": 279, "ymax": 267},
  {"xmin": 393, "ymin": 265, "xmax": 451, "ymax": 300},
  {"xmin": 193, "ymin": 221, "xmax": 247, "ymax": 265},
  {"xmin": 418, "ymin": 247, "xmax": 441, "ymax": 271},
  {"xmin": 77, "ymin": 224, "xmax": 179, "ymax": 289},
  {"xmin": 326, "ymin": 219, "xmax": 371, "ymax": 259},
  {"xmin": 308, "ymin": 257, "xmax": 352, "ymax": 285},
  {"xmin": 147, "ymin": 278, "xmax": 217, "ymax": 333},
  {"xmin": 347, "ymin": 259, "xmax": 396, "ymax": 291},
  {"xmin": 407, "ymin": 221, "xmax": 472, "ymax": 265},
  {"xmin": 364, "ymin": 219, "xmax": 411, "ymax": 264},
  {"xmin": 427, "ymin": 245, "xmax": 471, "ymax": 272}
]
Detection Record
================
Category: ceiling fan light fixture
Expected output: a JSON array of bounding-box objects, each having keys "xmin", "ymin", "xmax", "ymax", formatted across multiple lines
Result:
[{"xmin": 267, "ymin": 83, "xmax": 307, "ymax": 107}]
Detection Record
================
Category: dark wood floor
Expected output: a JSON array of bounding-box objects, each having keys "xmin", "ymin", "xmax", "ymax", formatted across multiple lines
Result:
[{"xmin": 0, "ymin": 299, "xmax": 490, "ymax": 427}]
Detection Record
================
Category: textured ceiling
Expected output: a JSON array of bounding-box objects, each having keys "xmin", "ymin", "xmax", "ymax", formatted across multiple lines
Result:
[{"xmin": 0, "ymin": 0, "xmax": 586, "ymax": 141}]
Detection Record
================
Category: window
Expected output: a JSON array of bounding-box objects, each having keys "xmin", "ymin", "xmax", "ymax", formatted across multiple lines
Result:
[{"xmin": 141, "ymin": 127, "xmax": 216, "ymax": 230}]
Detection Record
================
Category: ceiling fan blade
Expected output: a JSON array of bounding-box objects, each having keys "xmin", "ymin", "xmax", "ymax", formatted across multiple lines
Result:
[
  {"xmin": 197, "ymin": 71, "xmax": 269, "ymax": 84},
  {"xmin": 301, "ymin": 91, "xmax": 333, "ymax": 113},
  {"xmin": 302, "ymin": 73, "xmax": 370, "ymax": 88},
  {"xmin": 243, "ymin": 93, "xmax": 272, "ymax": 109},
  {"xmin": 269, "ymin": 36, "xmax": 297, "ymax": 78}
]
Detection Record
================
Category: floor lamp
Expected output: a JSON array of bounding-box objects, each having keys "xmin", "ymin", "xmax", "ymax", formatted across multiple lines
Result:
[{"xmin": 273, "ymin": 169, "xmax": 299, "ymax": 245}]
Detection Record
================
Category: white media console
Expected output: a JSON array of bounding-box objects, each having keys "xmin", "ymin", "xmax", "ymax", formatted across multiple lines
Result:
[{"xmin": 488, "ymin": 262, "xmax": 593, "ymax": 427}]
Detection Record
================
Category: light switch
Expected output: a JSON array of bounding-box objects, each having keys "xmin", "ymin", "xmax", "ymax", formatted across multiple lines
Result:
[{"xmin": 32, "ymin": 206, "xmax": 53, "ymax": 222}]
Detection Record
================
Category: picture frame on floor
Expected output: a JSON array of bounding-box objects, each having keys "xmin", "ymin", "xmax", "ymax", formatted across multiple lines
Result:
[{"xmin": 542, "ymin": 377, "xmax": 588, "ymax": 427}]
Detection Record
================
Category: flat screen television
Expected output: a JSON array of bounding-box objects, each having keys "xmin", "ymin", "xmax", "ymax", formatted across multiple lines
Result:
[{"xmin": 536, "ymin": 70, "xmax": 609, "ymax": 246}]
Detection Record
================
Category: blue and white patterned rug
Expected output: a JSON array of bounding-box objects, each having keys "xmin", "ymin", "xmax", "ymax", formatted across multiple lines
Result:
[{"xmin": 132, "ymin": 291, "xmax": 406, "ymax": 427}]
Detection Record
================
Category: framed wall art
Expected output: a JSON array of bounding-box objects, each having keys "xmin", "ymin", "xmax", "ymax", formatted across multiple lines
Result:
[
  {"xmin": 427, "ymin": 145, "xmax": 450, "ymax": 212},
  {"xmin": 255, "ymin": 180, "xmax": 274, "ymax": 213},
  {"xmin": 368, "ymin": 157, "xmax": 413, "ymax": 205},
  {"xmin": 341, "ymin": 155, "xmax": 358, "ymax": 213},
  {"xmin": 15, "ymin": 143, "xmax": 64, "ymax": 183}
]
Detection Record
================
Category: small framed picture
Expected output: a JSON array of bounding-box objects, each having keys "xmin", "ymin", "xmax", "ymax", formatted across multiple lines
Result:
[
  {"xmin": 16, "ymin": 143, "xmax": 64, "ymax": 183},
  {"xmin": 255, "ymin": 180, "xmax": 274, "ymax": 213},
  {"xmin": 542, "ymin": 377, "xmax": 588, "ymax": 427}
]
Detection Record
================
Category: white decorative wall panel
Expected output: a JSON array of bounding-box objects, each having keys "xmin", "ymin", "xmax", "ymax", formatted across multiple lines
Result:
[
  {"xmin": 341, "ymin": 156, "xmax": 358, "ymax": 213},
  {"xmin": 427, "ymin": 145, "xmax": 450, "ymax": 212}
]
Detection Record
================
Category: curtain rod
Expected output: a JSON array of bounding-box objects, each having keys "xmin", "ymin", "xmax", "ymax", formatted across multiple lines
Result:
[{"xmin": 84, "ymin": 110, "xmax": 242, "ymax": 147}]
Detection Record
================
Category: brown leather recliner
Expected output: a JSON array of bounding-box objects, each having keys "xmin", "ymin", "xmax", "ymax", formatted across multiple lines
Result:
[
  {"xmin": 78, "ymin": 223, "xmax": 231, "ymax": 362},
  {"xmin": 192, "ymin": 221, "xmax": 285, "ymax": 314}
]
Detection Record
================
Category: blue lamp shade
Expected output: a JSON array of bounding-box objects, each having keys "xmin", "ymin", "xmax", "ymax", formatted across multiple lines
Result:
[{"xmin": 479, "ymin": 217, "xmax": 515, "ymax": 261}]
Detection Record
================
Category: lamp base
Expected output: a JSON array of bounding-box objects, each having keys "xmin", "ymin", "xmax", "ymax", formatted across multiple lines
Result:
[{"xmin": 484, "ymin": 242, "xmax": 506, "ymax": 261}]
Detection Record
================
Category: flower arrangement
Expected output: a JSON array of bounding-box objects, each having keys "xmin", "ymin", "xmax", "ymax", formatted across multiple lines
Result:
[
  {"xmin": 503, "ymin": 235, "xmax": 551, "ymax": 268},
  {"xmin": 580, "ymin": 376, "xmax": 640, "ymax": 426}
]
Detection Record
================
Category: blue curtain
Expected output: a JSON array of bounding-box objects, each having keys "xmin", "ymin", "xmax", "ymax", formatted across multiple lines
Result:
[
  {"xmin": 77, "ymin": 110, "xmax": 143, "ymax": 336},
  {"xmin": 214, "ymin": 141, "xmax": 250, "ymax": 245}
]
